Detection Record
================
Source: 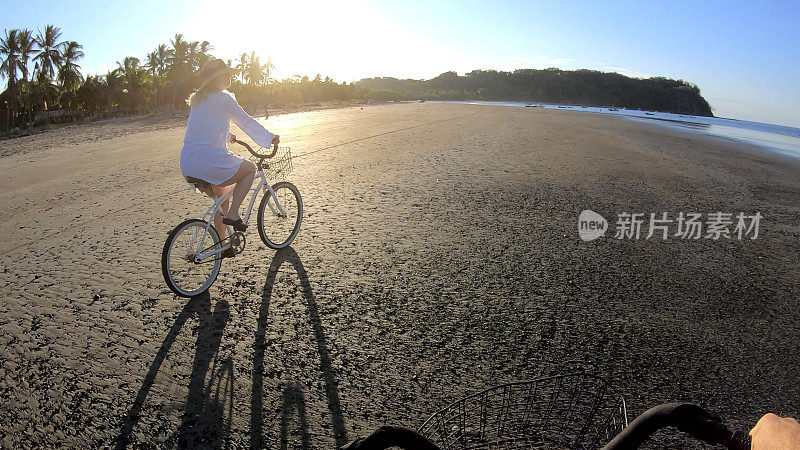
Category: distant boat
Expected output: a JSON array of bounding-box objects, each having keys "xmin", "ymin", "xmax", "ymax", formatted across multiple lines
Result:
[
  {"xmin": 645, "ymin": 112, "xmax": 655, "ymax": 116},
  {"xmin": 525, "ymin": 104, "xmax": 542, "ymax": 108},
  {"xmin": 418, "ymin": 99, "xmax": 425, "ymax": 103},
  {"xmin": 581, "ymin": 106, "xmax": 588, "ymax": 108},
  {"xmin": 608, "ymin": 108, "xmax": 619, "ymax": 111},
  {"xmin": 558, "ymin": 106, "xmax": 570, "ymax": 109}
]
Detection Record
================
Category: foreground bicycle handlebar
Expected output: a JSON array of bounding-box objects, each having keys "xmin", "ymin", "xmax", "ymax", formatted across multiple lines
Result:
[
  {"xmin": 232, "ymin": 138, "xmax": 278, "ymax": 159},
  {"xmin": 344, "ymin": 402, "xmax": 751, "ymax": 450},
  {"xmin": 601, "ymin": 402, "xmax": 750, "ymax": 450}
]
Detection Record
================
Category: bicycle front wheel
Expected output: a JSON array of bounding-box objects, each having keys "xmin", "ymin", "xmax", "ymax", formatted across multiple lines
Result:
[
  {"xmin": 257, "ymin": 181, "xmax": 303, "ymax": 249},
  {"xmin": 161, "ymin": 219, "xmax": 222, "ymax": 297}
]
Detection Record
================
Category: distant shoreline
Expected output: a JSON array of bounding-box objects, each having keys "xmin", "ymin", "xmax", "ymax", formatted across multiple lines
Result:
[
  {"xmin": 431, "ymin": 100, "xmax": 800, "ymax": 160},
  {"xmin": 5, "ymin": 100, "xmax": 798, "ymax": 165}
]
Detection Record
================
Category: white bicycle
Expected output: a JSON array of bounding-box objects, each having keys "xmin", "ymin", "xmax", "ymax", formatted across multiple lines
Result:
[{"xmin": 161, "ymin": 140, "xmax": 303, "ymax": 297}]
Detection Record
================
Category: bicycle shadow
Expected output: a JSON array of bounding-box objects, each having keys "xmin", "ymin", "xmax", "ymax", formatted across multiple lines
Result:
[
  {"xmin": 251, "ymin": 246, "xmax": 348, "ymax": 448},
  {"xmin": 115, "ymin": 292, "xmax": 232, "ymax": 449}
]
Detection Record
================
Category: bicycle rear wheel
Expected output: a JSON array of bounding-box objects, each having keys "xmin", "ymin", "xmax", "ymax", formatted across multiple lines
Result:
[
  {"xmin": 257, "ymin": 181, "xmax": 303, "ymax": 249},
  {"xmin": 162, "ymin": 219, "xmax": 222, "ymax": 297}
]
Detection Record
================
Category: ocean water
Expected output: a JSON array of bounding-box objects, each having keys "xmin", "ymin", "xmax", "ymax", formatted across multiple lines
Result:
[{"xmin": 431, "ymin": 101, "xmax": 800, "ymax": 160}]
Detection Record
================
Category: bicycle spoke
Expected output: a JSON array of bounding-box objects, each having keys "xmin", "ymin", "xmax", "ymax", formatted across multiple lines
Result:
[
  {"xmin": 162, "ymin": 220, "xmax": 222, "ymax": 297},
  {"xmin": 257, "ymin": 182, "xmax": 302, "ymax": 249},
  {"xmin": 200, "ymin": 235, "xmax": 231, "ymax": 256}
]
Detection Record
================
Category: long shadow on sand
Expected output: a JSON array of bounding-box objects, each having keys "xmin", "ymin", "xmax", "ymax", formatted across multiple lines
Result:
[
  {"xmin": 251, "ymin": 247, "xmax": 348, "ymax": 448},
  {"xmin": 279, "ymin": 380, "xmax": 312, "ymax": 449},
  {"xmin": 116, "ymin": 292, "xmax": 232, "ymax": 448}
]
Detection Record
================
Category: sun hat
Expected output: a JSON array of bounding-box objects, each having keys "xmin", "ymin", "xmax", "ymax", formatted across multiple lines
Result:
[{"xmin": 196, "ymin": 59, "xmax": 241, "ymax": 91}]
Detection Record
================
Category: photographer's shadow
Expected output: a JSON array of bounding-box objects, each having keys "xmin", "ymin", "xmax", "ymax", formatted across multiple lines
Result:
[
  {"xmin": 116, "ymin": 293, "xmax": 233, "ymax": 449},
  {"xmin": 251, "ymin": 246, "xmax": 348, "ymax": 448}
]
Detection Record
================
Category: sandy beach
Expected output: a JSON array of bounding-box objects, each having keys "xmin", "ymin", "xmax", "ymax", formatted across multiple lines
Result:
[{"xmin": 1, "ymin": 102, "xmax": 799, "ymax": 447}]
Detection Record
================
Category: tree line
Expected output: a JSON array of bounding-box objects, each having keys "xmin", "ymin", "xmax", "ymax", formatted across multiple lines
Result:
[
  {"xmin": 2, "ymin": 25, "xmax": 715, "ymax": 133},
  {"xmin": 357, "ymin": 68, "xmax": 713, "ymax": 116},
  {"xmin": 0, "ymin": 25, "xmax": 365, "ymax": 131}
]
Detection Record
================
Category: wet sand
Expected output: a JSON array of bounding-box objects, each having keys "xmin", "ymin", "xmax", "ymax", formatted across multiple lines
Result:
[{"xmin": 1, "ymin": 103, "xmax": 799, "ymax": 447}]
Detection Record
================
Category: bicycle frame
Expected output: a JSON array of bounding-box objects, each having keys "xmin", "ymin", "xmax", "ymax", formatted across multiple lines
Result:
[{"xmin": 193, "ymin": 170, "xmax": 288, "ymax": 261}]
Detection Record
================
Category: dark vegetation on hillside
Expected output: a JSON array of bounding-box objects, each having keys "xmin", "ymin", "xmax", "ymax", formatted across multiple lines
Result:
[{"xmin": 357, "ymin": 69, "xmax": 713, "ymax": 116}]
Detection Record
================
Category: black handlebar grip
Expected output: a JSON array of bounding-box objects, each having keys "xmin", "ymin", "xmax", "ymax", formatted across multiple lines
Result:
[
  {"xmin": 601, "ymin": 403, "xmax": 752, "ymax": 450},
  {"xmin": 725, "ymin": 430, "xmax": 751, "ymax": 450}
]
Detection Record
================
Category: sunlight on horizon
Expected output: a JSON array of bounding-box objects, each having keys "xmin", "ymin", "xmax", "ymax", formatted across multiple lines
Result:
[
  {"xmin": 178, "ymin": 1, "xmax": 662, "ymax": 86},
  {"xmin": 182, "ymin": 0, "xmax": 459, "ymax": 82},
  {"xmin": 180, "ymin": 0, "xmax": 677, "ymax": 84}
]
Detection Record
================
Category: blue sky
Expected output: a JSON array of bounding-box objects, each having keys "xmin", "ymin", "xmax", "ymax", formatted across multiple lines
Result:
[{"xmin": 2, "ymin": 0, "xmax": 799, "ymax": 127}]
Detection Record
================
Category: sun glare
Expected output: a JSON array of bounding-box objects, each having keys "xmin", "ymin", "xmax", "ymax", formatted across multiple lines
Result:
[
  {"xmin": 183, "ymin": 0, "xmax": 388, "ymax": 81},
  {"xmin": 181, "ymin": 0, "xmax": 447, "ymax": 82}
]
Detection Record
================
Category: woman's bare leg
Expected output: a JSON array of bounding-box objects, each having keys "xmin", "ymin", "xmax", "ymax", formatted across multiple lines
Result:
[
  {"xmin": 218, "ymin": 160, "xmax": 256, "ymax": 221},
  {"xmin": 198, "ymin": 184, "xmax": 231, "ymax": 239},
  {"xmin": 211, "ymin": 185, "xmax": 232, "ymax": 239}
]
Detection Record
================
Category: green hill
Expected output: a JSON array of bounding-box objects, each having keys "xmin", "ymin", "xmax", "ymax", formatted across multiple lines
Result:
[{"xmin": 357, "ymin": 68, "xmax": 713, "ymax": 116}]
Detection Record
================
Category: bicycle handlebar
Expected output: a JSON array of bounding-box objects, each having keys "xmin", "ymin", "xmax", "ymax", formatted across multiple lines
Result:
[
  {"xmin": 232, "ymin": 138, "xmax": 278, "ymax": 159},
  {"xmin": 344, "ymin": 403, "xmax": 751, "ymax": 450},
  {"xmin": 601, "ymin": 403, "xmax": 750, "ymax": 450}
]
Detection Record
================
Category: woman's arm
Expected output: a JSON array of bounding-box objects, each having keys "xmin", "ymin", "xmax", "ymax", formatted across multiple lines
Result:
[{"xmin": 223, "ymin": 92, "xmax": 275, "ymax": 148}]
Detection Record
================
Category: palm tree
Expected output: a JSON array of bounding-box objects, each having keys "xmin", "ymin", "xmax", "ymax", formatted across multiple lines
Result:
[
  {"xmin": 33, "ymin": 24, "xmax": 64, "ymax": 79},
  {"xmin": 168, "ymin": 33, "xmax": 192, "ymax": 106},
  {"xmin": 105, "ymin": 69, "xmax": 123, "ymax": 110},
  {"xmin": 236, "ymin": 52, "xmax": 248, "ymax": 83},
  {"xmin": 151, "ymin": 44, "xmax": 173, "ymax": 106},
  {"xmin": 244, "ymin": 51, "xmax": 265, "ymax": 86},
  {"xmin": 145, "ymin": 50, "xmax": 159, "ymax": 105},
  {"xmin": 196, "ymin": 40, "xmax": 213, "ymax": 69},
  {"xmin": 145, "ymin": 51, "xmax": 158, "ymax": 77},
  {"xmin": 0, "ymin": 29, "xmax": 21, "ymax": 85},
  {"xmin": 187, "ymin": 40, "xmax": 200, "ymax": 71},
  {"xmin": 25, "ymin": 67, "xmax": 60, "ymax": 115},
  {"xmin": 170, "ymin": 33, "xmax": 188, "ymax": 66},
  {"xmin": 117, "ymin": 57, "xmax": 144, "ymax": 90},
  {"xmin": 155, "ymin": 43, "xmax": 172, "ymax": 78},
  {"xmin": 1, "ymin": 29, "xmax": 22, "ymax": 127},
  {"xmin": 116, "ymin": 56, "xmax": 148, "ymax": 112},
  {"xmin": 75, "ymin": 75, "xmax": 107, "ymax": 114},
  {"xmin": 264, "ymin": 55, "xmax": 275, "ymax": 81},
  {"xmin": 16, "ymin": 29, "xmax": 35, "ymax": 82},
  {"xmin": 17, "ymin": 28, "xmax": 36, "ymax": 122},
  {"xmin": 58, "ymin": 41, "xmax": 84, "ymax": 93}
]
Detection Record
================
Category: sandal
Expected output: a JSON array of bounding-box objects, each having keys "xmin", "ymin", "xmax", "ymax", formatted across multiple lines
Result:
[
  {"xmin": 221, "ymin": 247, "xmax": 237, "ymax": 259},
  {"xmin": 222, "ymin": 215, "xmax": 247, "ymax": 232}
]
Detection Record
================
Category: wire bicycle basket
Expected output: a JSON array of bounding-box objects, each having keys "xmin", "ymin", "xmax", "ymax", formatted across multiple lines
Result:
[
  {"xmin": 255, "ymin": 145, "xmax": 293, "ymax": 180},
  {"xmin": 418, "ymin": 374, "xmax": 628, "ymax": 450}
]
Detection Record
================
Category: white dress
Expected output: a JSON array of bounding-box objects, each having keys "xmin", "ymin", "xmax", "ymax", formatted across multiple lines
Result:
[{"xmin": 179, "ymin": 90, "xmax": 274, "ymax": 186}]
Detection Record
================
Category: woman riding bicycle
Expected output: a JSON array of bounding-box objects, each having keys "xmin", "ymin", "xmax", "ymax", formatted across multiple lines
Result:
[{"xmin": 180, "ymin": 58, "xmax": 280, "ymax": 240}]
